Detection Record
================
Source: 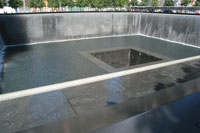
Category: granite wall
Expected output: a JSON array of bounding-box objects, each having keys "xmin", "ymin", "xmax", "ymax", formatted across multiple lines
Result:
[
  {"xmin": 0, "ymin": 34, "xmax": 4, "ymax": 91},
  {"xmin": 0, "ymin": 34, "xmax": 4, "ymax": 49},
  {"xmin": 0, "ymin": 13, "xmax": 200, "ymax": 47},
  {"xmin": 0, "ymin": 13, "xmax": 141, "ymax": 45},
  {"xmin": 140, "ymin": 13, "xmax": 200, "ymax": 46}
]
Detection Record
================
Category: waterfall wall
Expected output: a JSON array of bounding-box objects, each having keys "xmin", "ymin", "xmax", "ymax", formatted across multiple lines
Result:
[
  {"xmin": 0, "ymin": 34, "xmax": 4, "ymax": 91},
  {"xmin": 0, "ymin": 13, "xmax": 141, "ymax": 45},
  {"xmin": 0, "ymin": 13, "xmax": 200, "ymax": 47},
  {"xmin": 0, "ymin": 34, "xmax": 4, "ymax": 49},
  {"xmin": 140, "ymin": 13, "xmax": 200, "ymax": 46}
]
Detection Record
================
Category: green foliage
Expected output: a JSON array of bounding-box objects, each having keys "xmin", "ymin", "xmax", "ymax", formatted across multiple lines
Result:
[
  {"xmin": 88, "ymin": 0, "xmax": 107, "ymax": 8},
  {"xmin": 76, "ymin": 0, "xmax": 85, "ymax": 7},
  {"xmin": 41, "ymin": 0, "xmax": 130, "ymax": 8},
  {"xmin": 8, "ymin": 0, "xmax": 23, "ymax": 8},
  {"xmin": 195, "ymin": 0, "xmax": 200, "ymax": 6},
  {"xmin": 151, "ymin": 0, "xmax": 159, "ymax": 6},
  {"xmin": 61, "ymin": 0, "xmax": 75, "ymax": 7},
  {"xmin": 90, "ymin": 0, "xmax": 98, "ymax": 8},
  {"xmin": 68, "ymin": 0, "xmax": 75, "ymax": 7},
  {"xmin": 115, "ymin": 0, "xmax": 129, "ymax": 7},
  {"xmin": 0, "ymin": 0, "xmax": 4, "ymax": 8},
  {"xmin": 29, "ymin": 0, "xmax": 45, "ymax": 8},
  {"xmin": 61, "ymin": 0, "xmax": 67, "ymax": 6},
  {"xmin": 95, "ymin": 0, "xmax": 105, "ymax": 8},
  {"xmin": 47, "ymin": 0, "xmax": 59, "ymax": 7},
  {"xmin": 89, "ymin": 0, "xmax": 115, "ymax": 8},
  {"xmin": 83, "ymin": 0, "xmax": 90, "ymax": 7},
  {"xmin": 182, "ymin": 0, "xmax": 191, "ymax": 6},
  {"xmin": 129, "ymin": 0, "xmax": 138, "ymax": 6},
  {"xmin": 164, "ymin": 0, "xmax": 174, "ymax": 6},
  {"xmin": 104, "ymin": 0, "xmax": 114, "ymax": 7},
  {"xmin": 112, "ymin": 0, "xmax": 118, "ymax": 7},
  {"xmin": 139, "ymin": 0, "xmax": 147, "ymax": 6}
]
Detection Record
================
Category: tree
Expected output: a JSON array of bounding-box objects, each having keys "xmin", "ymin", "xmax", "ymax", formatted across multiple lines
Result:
[
  {"xmin": 129, "ymin": 0, "xmax": 138, "ymax": 6},
  {"xmin": 115, "ymin": 0, "xmax": 129, "ymax": 8},
  {"xmin": 84, "ymin": 0, "xmax": 97, "ymax": 11},
  {"xmin": 47, "ymin": 0, "xmax": 59, "ymax": 7},
  {"xmin": 67, "ymin": 0, "xmax": 75, "ymax": 8},
  {"xmin": 0, "ymin": 0, "xmax": 4, "ymax": 8},
  {"xmin": 139, "ymin": 0, "xmax": 147, "ymax": 6},
  {"xmin": 164, "ymin": 0, "xmax": 174, "ymax": 6},
  {"xmin": 8, "ymin": 0, "xmax": 23, "ymax": 8},
  {"xmin": 103, "ymin": 0, "xmax": 113, "ymax": 8},
  {"xmin": 112, "ymin": 0, "xmax": 118, "ymax": 7},
  {"xmin": 39, "ymin": 0, "xmax": 45, "ymax": 7},
  {"xmin": 90, "ymin": 0, "xmax": 98, "ymax": 10},
  {"xmin": 75, "ymin": 0, "xmax": 84, "ymax": 7},
  {"xmin": 195, "ymin": 0, "xmax": 200, "ymax": 6},
  {"xmin": 29, "ymin": 0, "xmax": 45, "ymax": 8},
  {"xmin": 61, "ymin": 0, "xmax": 74, "ymax": 7},
  {"xmin": 29, "ymin": 0, "xmax": 37, "ymax": 7},
  {"xmin": 84, "ymin": 0, "xmax": 91, "ymax": 9},
  {"xmin": 182, "ymin": 0, "xmax": 191, "ymax": 6},
  {"xmin": 151, "ymin": 0, "xmax": 159, "ymax": 6},
  {"xmin": 94, "ymin": 0, "xmax": 104, "ymax": 9},
  {"xmin": 60, "ymin": 0, "xmax": 67, "ymax": 6}
]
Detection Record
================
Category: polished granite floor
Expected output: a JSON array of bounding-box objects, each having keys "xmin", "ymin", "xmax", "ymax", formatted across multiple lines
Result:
[
  {"xmin": 20, "ymin": 80, "xmax": 200, "ymax": 133},
  {"xmin": 2, "ymin": 35, "xmax": 200, "ymax": 93},
  {"xmin": 92, "ymin": 90, "xmax": 200, "ymax": 133},
  {"xmin": 1, "ymin": 58, "xmax": 200, "ymax": 133}
]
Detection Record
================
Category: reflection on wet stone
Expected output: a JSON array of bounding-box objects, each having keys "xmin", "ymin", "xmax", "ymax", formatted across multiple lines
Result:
[
  {"xmin": 60, "ymin": 59, "xmax": 200, "ymax": 117},
  {"xmin": 106, "ymin": 78, "xmax": 125, "ymax": 106},
  {"xmin": 177, "ymin": 61, "xmax": 200, "ymax": 83},
  {"xmin": 154, "ymin": 60, "xmax": 200, "ymax": 92}
]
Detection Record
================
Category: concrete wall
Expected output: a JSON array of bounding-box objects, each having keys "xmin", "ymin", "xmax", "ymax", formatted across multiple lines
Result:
[
  {"xmin": 140, "ymin": 13, "xmax": 200, "ymax": 46},
  {"xmin": 0, "ymin": 13, "xmax": 141, "ymax": 45}
]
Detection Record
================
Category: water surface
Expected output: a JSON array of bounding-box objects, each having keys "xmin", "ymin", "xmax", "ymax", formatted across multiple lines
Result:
[{"xmin": 2, "ymin": 35, "xmax": 200, "ymax": 93}]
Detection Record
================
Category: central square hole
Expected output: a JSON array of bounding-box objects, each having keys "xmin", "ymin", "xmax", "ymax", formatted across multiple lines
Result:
[{"xmin": 91, "ymin": 48, "xmax": 162, "ymax": 69}]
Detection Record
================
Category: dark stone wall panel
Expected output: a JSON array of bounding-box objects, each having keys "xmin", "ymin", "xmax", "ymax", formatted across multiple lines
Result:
[
  {"xmin": 0, "ymin": 13, "xmax": 140, "ymax": 45},
  {"xmin": 1, "ymin": 13, "xmax": 200, "ymax": 47},
  {"xmin": 140, "ymin": 13, "xmax": 200, "ymax": 46}
]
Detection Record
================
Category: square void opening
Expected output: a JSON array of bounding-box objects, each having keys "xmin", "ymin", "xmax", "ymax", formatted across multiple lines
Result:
[{"xmin": 91, "ymin": 48, "xmax": 162, "ymax": 69}]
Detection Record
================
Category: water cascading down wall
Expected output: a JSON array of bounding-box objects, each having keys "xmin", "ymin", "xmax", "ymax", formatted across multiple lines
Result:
[{"xmin": 0, "ymin": 13, "xmax": 200, "ymax": 47}]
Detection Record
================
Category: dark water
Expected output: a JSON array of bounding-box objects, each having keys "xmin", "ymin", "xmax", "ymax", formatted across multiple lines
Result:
[
  {"xmin": 2, "ymin": 35, "xmax": 200, "ymax": 93},
  {"xmin": 91, "ymin": 48, "xmax": 162, "ymax": 69}
]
